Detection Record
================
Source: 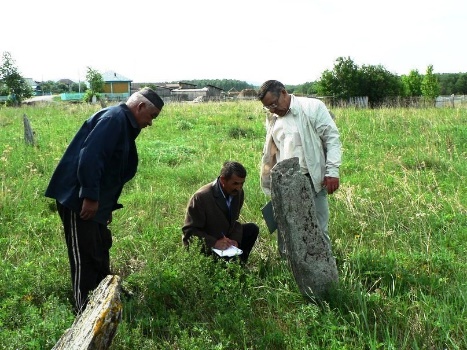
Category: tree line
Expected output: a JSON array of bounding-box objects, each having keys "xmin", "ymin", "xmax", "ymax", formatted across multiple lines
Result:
[
  {"xmin": 1, "ymin": 51, "xmax": 466, "ymax": 107},
  {"xmin": 181, "ymin": 79, "xmax": 255, "ymax": 92},
  {"xmin": 291, "ymin": 57, "xmax": 467, "ymax": 107}
]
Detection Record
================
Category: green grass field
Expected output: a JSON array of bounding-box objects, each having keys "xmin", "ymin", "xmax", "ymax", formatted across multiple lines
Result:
[{"xmin": 0, "ymin": 100, "xmax": 465, "ymax": 349}]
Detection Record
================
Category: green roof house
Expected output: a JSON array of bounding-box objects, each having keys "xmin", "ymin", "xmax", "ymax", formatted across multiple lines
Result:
[{"xmin": 102, "ymin": 71, "xmax": 132, "ymax": 101}]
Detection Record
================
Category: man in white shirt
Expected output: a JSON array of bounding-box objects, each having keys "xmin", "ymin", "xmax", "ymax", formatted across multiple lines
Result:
[{"xmin": 257, "ymin": 80, "xmax": 342, "ymax": 253}]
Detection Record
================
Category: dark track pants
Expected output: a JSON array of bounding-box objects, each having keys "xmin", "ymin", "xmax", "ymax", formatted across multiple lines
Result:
[
  {"xmin": 57, "ymin": 202, "xmax": 112, "ymax": 313},
  {"xmin": 239, "ymin": 223, "xmax": 259, "ymax": 263}
]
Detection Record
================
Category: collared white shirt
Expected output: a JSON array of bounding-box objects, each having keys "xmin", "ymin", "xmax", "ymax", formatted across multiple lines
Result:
[
  {"xmin": 271, "ymin": 110, "xmax": 309, "ymax": 174},
  {"xmin": 261, "ymin": 95, "xmax": 342, "ymax": 194}
]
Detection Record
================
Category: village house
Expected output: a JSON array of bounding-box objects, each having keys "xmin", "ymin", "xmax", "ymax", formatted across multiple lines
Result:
[{"xmin": 101, "ymin": 71, "xmax": 132, "ymax": 101}]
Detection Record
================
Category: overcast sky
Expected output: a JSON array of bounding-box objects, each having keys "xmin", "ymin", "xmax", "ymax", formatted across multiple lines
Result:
[{"xmin": 1, "ymin": 0, "xmax": 465, "ymax": 86}]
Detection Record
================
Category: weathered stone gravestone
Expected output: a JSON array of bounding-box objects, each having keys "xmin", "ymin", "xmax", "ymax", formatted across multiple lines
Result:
[
  {"xmin": 52, "ymin": 275, "xmax": 122, "ymax": 350},
  {"xmin": 270, "ymin": 157, "xmax": 338, "ymax": 301},
  {"xmin": 23, "ymin": 114, "xmax": 35, "ymax": 145}
]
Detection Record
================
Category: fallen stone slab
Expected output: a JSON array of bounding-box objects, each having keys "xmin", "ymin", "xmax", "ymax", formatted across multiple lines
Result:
[{"xmin": 52, "ymin": 275, "xmax": 122, "ymax": 350}]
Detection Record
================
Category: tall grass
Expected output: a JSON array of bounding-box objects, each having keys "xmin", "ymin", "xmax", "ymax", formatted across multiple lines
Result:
[{"xmin": 0, "ymin": 101, "xmax": 465, "ymax": 349}]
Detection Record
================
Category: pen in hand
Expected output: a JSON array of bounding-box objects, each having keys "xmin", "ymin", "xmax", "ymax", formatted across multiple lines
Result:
[{"xmin": 216, "ymin": 231, "xmax": 233, "ymax": 250}]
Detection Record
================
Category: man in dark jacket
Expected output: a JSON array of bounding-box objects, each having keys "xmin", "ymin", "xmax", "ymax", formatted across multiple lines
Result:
[
  {"xmin": 45, "ymin": 87, "xmax": 164, "ymax": 313},
  {"xmin": 182, "ymin": 161, "xmax": 259, "ymax": 264}
]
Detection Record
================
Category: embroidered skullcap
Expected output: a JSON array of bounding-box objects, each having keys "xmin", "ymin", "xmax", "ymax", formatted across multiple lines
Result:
[{"xmin": 139, "ymin": 87, "xmax": 164, "ymax": 110}]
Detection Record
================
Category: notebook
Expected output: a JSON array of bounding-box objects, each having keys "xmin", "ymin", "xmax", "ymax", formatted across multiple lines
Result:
[{"xmin": 261, "ymin": 200, "xmax": 277, "ymax": 233}]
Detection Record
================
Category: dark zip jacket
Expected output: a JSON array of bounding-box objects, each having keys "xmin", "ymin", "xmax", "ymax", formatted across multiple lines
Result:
[{"xmin": 45, "ymin": 103, "xmax": 141, "ymax": 224}]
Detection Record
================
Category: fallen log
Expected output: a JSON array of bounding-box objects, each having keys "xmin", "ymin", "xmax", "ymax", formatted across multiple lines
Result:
[{"xmin": 52, "ymin": 275, "xmax": 122, "ymax": 350}]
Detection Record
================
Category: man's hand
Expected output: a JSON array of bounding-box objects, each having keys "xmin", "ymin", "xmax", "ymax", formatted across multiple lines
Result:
[
  {"xmin": 80, "ymin": 198, "xmax": 99, "ymax": 220},
  {"xmin": 214, "ymin": 237, "xmax": 238, "ymax": 250},
  {"xmin": 323, "ymin": 176, "xmax": 339, "ymax": 194}
]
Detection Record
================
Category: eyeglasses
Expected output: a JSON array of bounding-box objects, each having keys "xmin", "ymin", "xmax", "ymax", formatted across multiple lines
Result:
[{"xmin": 262, "ymin": 95, "xmax": 280, "ymax": 111}]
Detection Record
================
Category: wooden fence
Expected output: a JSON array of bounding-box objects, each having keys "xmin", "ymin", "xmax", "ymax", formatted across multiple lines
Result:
[{"xmin": 324, "ymin": 95, "xmax": 467, "ymax": 108}]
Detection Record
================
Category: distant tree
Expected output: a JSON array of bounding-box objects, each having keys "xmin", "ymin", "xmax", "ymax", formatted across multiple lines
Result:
[
  {"xmin": 437, "ymin": 73, "xmax": 457, "ymax": 95},
  {"xmin": 40, "ymin": 80, "xmax": 58, "ymax": 94},
  {"xmin": 317, "ymin": 56, "xmax": 361, "ymax": 99},
  {"xmin": 421, "ymin": 65, "xmax": 440, "ymax": 103},
  {"xmin": 84, "ymin": 66, "xmax": 104, "ymax": 102},
  {"xmin": 56, "ymin": 83, "xmax": 70, "ymax": 93},
  {"xmin": 296, "ymin": 66, "xmax": 466, "ymax": 100},
  {"xmin": 435, "ymin": 73, "xmax": 467, "ymax": 95},
  {"xmin": 315, "ymin": 57, "xmax": 408, "ymax": 107},
  {"xmin": 360, "ymin": 64, "xmax": 403, "ymax": 107},
  {"xmin": 401, "ymin": 69, "xmax": 422, "ymax": 96},
  {"xmin": 284, "ymin": 84, "xmax": 299, "ymax": 93},
  {"xmin": 71, "ymin": 82, "xmax": 87, "ymax": 93},
  {"xmin": 454, "ymin": 73, "xmax": 467, "ymax": 94},
  {"xmin": 0, "ymin": 51, "xmax": 33, "ymax": 105},
  {"xmin": 0, "ymin": 80, "xmax": 8, "ymax": 95},
  {"xmin": 146, "ymin": 83, "xmax": 158, "ymax": 91},
  {"xmin": 183, "ymin": 79, "xmax": 255, "ymax": 92},
  {"xmin": 294, "ymin": 81, "xmax": 318, "ymax": 96}
]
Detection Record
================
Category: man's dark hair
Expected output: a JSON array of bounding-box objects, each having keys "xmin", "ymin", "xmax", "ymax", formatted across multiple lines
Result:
[
  {"xmin": 257, "ymin": 80, "xmax": 285, "ymax": 100},
  {"xmin": 220, "ymin": 161, "xmax": 247, "ymax": 179}
]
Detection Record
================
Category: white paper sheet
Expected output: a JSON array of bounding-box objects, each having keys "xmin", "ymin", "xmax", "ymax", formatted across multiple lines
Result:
[{"xmin": 212, "ymin": 245, "xmax": 243, "ymax": 257}]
